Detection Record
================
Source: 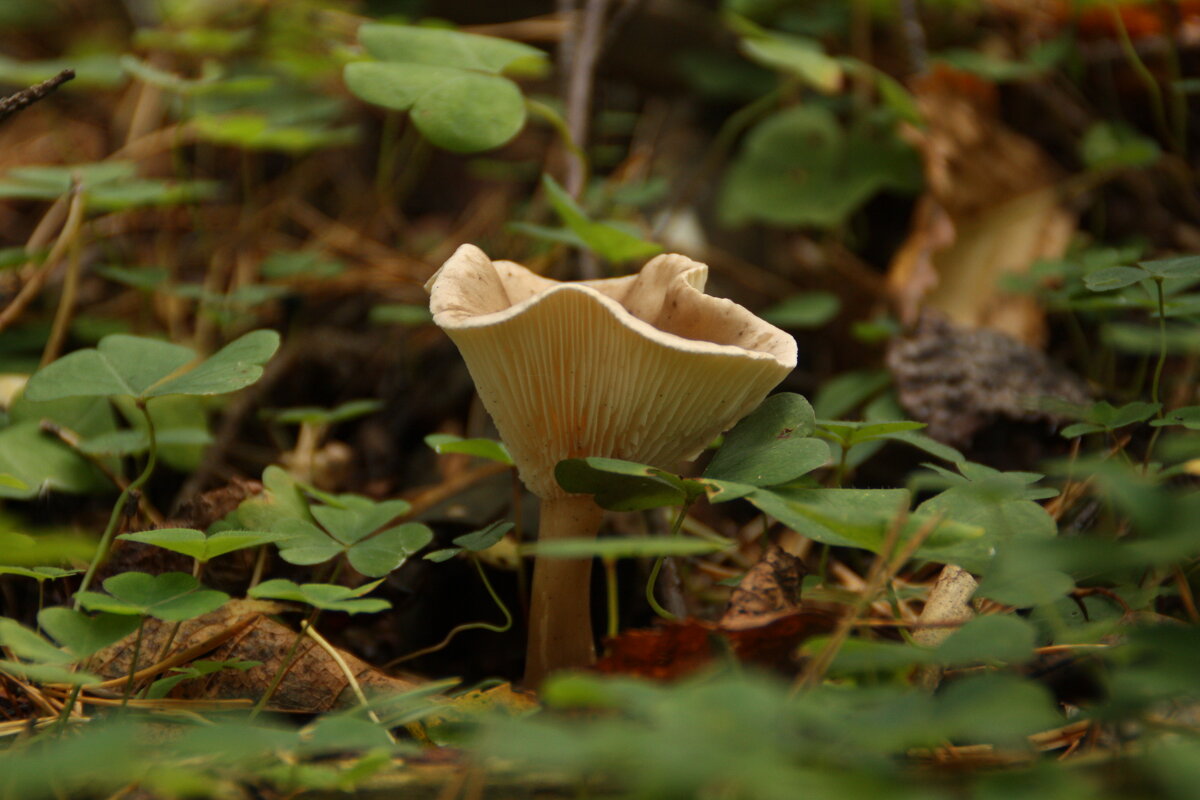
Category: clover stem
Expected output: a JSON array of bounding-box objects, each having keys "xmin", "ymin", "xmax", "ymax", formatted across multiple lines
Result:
[
  {"xmin": 646, "ymin": 504, "xmax": 691, "ymax": 621},
  {"xmin": 251, "ymin": 606, "xmax": 321, "ymax": 718},
  {"xmin": 122, "ymin": 617, "xmax": 146, "ymax": 705},
  {"xmin": 387, "ymin": 555, "xmax": 514, "ymax": 666},
  {"xmin": 1143, "ymin": 277, "xmax": 1169, "ymax": 470},
  {"xmin": 74, "ymin": 402, "xmax": 158, "ymax": 605},
  {"xmin": 524, "ymin": 494, "xmax": 604, "ymax": 687}
]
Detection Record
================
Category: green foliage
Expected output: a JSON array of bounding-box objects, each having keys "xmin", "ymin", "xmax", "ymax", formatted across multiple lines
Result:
[
  {"xmin": 0, "ymin": 162, "xmax": 218, "ymax": 211},
  {"xmin": 0, "ymin": 4, "xmax": 1198, "ymax": 798},
  {"xmin": 249, "ymin": 578, "xmax": 390, "ymax": 614},
  {"xmin": 0, "ymin": 53, "xmax": 126, "ymax": 88},
  {"xmin": 720, "ymin": 105, "xmax": 921, "ymax": 229},
  {"xmin": 759, "ymin": 292, "xmax": 841, "ymax": 328},
  {"xmin": 704, "ymin": 393, "xmax": 829, "ymax": 487},
  {"xmin": 425, "ymin": 520, "xmax": 514, "ymax": 562},
  {"xmin": 1081, "ymin": 122, "xmax": 1161, "ymax": 171},
  {"xmin": 0, "ymin": 420, "xmax": 111, "ymax": 499},
  {"xmin": 265, "ymin": 399, "xmax": 383, "ymax": 427},
  {"xmin": 515, "ymin": 174, "xmax": 663, "ymax": 263},
  {"xmin": 521, "ymin": 536, "xmax": 729, "ymax": 559},
  {"xmin": 345, "ymin": 23, "xmax": 547, "ymax": 153},
  {"xmin": 556, "ymin": 457, "xmax": 705, "ymax": 511},
  {"xmin": 24, "ymin": 330, "xmax": 280, "ymax": 403},
  {"xmin": 145, "ymin": 659, "xmax": 260, "ymax": 699},
  {"xmin": 37, "ymin": 608, "xmax": 141, "ymax": 658},
  {"xmin": 737, "ymin": 28, "xmax": 843, "ymax": 93},
  {"xmin": 1060, "ymin": 400, "xmax": 1161, "ymax": 438},
  {"xmin": 232, "ymin": 466, "xmax": 433, "ymax": 578},
  {"xmin": 74, "ymin": 571, "xmax": 229, "ymax": 621},
  {"xmin": 117, "ymin": 528, "xmax": 287, "ymax": 563},
  {"xmin": 932, "ymin": 36, "xmax": 1069, "ymax": 82},
  {"xmin": 425, "ymin": 432, "xmax": 513, "ymax": 464},
  {"xmin": 477, "ymin": 670, "xmax": 1064, "ymax": 798}
]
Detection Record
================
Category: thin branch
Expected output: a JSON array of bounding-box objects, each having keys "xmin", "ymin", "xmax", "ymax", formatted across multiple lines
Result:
[
  {"xmin": 0, "ymin": 70, "xmax": 74, "ymax": 124},
  {"xmin": 564, "ymin": 0, "xmax": 608, "ymax": 200}
]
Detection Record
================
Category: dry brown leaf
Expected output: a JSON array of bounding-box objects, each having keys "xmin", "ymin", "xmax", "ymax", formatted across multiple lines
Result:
[
  {"xmin": 91, "ymin": 599, "xmax": 423, "ymax": 712},
  {"xmin": 719, "ymin": 544, "xmax": 804, "ymax": 630},
  {"xmin": 887, "ymin": 68, "xmax": 1075, "ymax": 346}
]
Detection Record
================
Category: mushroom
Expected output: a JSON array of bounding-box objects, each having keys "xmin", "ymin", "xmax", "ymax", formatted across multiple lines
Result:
[{"xmin": 426, "ymin": 244, "xmax": 796, "ymax": 685}]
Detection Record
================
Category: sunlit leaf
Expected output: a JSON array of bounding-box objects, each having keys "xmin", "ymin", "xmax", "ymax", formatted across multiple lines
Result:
[
  {"xmin": 117, "ymin": 528, "xmax": 288, "ymax": 562},
  {"xmin": 249, "ymin": 578, "xmax": 390, "ymax": 613}
]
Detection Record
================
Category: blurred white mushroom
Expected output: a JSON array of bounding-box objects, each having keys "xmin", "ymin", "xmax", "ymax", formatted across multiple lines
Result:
[{"xmin": 426, "ymin": 244, "xmax": 795, "ymax": 685}]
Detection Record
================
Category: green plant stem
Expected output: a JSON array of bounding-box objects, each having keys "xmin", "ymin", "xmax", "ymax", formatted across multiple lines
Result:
[
  {"xmin": 603, "ymin": 557, "xmax": 619, "ymax": 639},
  {"xmin": 645, "ymin": 505, "xmax": 690, "ymax": 621},
  {"xmin": 375, "ymin": 110, "xmax": 401, "ymax": 197},
  {"xmin": 388, "ymin": 555, "xmax": 514, "ymax": 666},
  {"xmin": 122, "ymin": 617, "xmax": 146, "ymax": 706},
  {"xmin": 1144, "ymin": 277, "xmax": 1169, "ymax": 469},
  {"xmin": 73, "ymin": 402, "xmax": 158, "ymax": 606},
  {"xmin": 1150, "ymin": 277, "xmax": 1168, "ymax": 412},
  {"xmin": 251, "ymin": 606, "xmax": 321, "ymax": 718},
  {"xmin": 40, "ymin": 216, "xmax": 83, "ymax": 366},
  {"xmin": 832, "ymin": 443, "xmax": 850, "ymax": 488},
  {"xmin": 55, "ymin": 686, "xmax": 81, "ymax": 734},
  {"xmin": 526, "ymin": 98, "xmax": 589, "ymax": 193},
  {"xmin": 1108, "ymin": 2, "xmax": 1176, "ymax": 153},
  {"xmin": 147, "ymin": 620, "xmax": 184, "ymax": 685}
]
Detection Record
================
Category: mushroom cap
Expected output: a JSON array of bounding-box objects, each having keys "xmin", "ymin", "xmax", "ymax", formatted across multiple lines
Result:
[{"xmin": 426, "ymin": 244, "xmax": 797, "ymax": 498}]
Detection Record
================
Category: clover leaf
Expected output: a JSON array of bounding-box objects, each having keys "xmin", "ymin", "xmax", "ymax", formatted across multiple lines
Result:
[
  {"xmin": 344, "ymin": 23, "xmax": 547, "ymax": 153},
  {"xmin": 74, "ymin": 571, "xmax": 229, "ymax": 622},
  {"xmin": 704, "ymin": 393, "xmax": 829, "ymax": 487},
  {"xmin": 23, "ymin": 330, "xmax": 280, "ymax": 403},
  {"xmin": 425, "ymin": 520, "xmax": 514, "ymax": 562},
  {"xmin": 38, "ymin": 608, "xmax": 140, "ymax": 658},
  {"xmin": 117, "ymin": 528, "xmax": 288, "ymax": 563},
  {"xmin": 249, "ymin": 579, "xmax": 390, "ymax": 614}
]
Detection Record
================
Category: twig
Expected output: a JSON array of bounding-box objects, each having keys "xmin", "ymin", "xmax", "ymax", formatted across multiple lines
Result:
[
  {"xmin": 0, "ymin": 70, "xmax": 74, "ymax": 124},
  {"xmin": 896, "ymin": 0, "xmax": 928, "ymax": 76},
  {"xmin": 0, "ymin": 185, "xmax": 87, "ymax": 335},
  {"xmin": 41, "ymin": 201, "xmax": 85, "ymax": 366},
  {"xmin": 564, "ymin": 0, "xmax": 609, "ymax": 184},
  {"xmin": 560, "ymin": 0, "xmax": 609, "ymax": 279}
]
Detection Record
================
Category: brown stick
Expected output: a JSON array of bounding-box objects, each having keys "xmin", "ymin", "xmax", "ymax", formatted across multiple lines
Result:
[{"xmin": 0, "ymin": 69, "xmax": 74, "ymax": 124}]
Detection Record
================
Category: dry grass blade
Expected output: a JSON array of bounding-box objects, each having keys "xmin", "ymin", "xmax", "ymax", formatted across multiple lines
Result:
[{"xmin": 795, "ymin": 509, "xmax": 945, "ymax": 691}]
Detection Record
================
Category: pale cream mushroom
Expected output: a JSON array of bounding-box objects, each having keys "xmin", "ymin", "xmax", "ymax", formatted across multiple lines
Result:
[{"xmin": 426, "ymin": 243, "xmax": 796, "ymax": 686}]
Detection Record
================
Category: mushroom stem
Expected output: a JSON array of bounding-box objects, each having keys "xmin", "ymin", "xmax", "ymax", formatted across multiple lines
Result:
[{"xmin": 524, "ymin": 493, "xmax": 605, "ymax": 687}]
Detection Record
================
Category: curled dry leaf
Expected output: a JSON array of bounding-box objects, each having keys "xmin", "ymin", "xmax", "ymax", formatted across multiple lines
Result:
[
  {"xmin": 719, "ymin": 544, "xmax": 805, "ymax": 630},
  {"xmin": 595, "ymin": 613, "xmax": 838, "ymax": 680},
  {"xmin": 91, "ymin": 599, "xmax": 423, "ymax": 712},
  {"xmin": 887, "ymin": 67, "xmax": 1075, "ymax": 346}
]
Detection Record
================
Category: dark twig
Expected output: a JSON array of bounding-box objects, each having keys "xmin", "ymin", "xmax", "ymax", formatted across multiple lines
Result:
[
  {"xmin": 0, "ymin": 70, "xmax": 75, "ymax": 124},
  {"xmin": 560, "ymin": 0, "xmax": 611, "ymax": 279},
  {"xmin": 896, "ymin": 0, "xmax": 927, "ymax": 76},
  {"xmin": 563, "ymin": 0, "xmax": 607, "ymax": 199}
]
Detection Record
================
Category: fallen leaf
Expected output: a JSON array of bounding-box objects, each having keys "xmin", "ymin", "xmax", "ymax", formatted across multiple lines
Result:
[{"xmin": 886, "ymin": 67, "xmax": 1075, "ymax": 346}]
